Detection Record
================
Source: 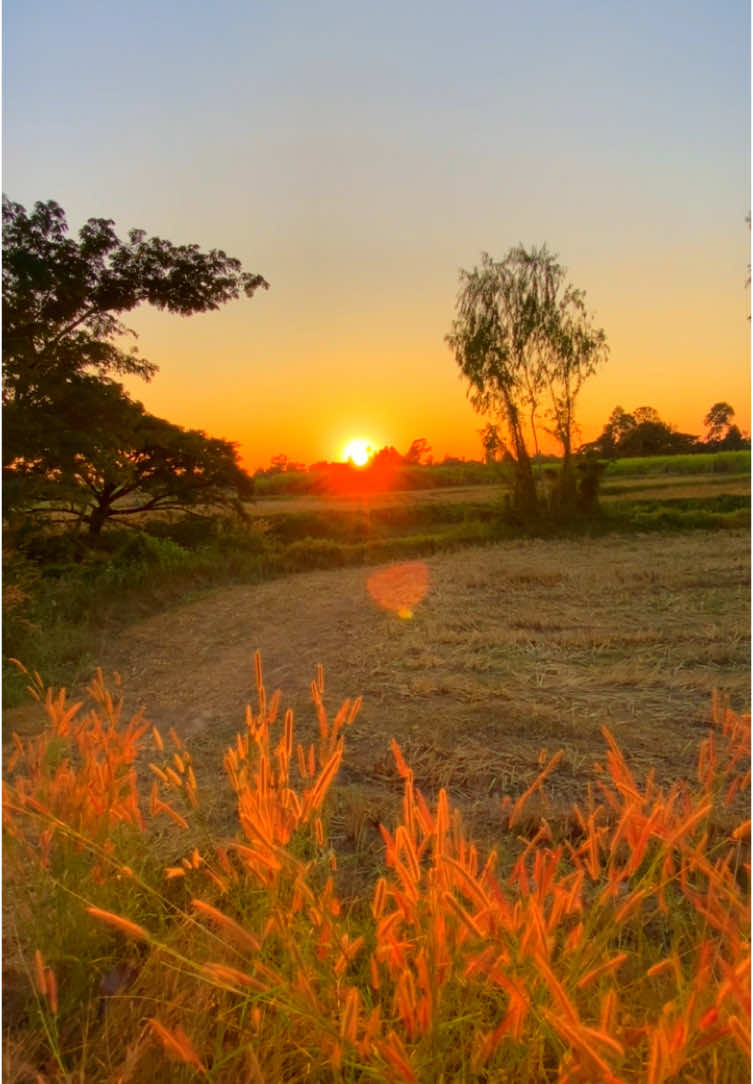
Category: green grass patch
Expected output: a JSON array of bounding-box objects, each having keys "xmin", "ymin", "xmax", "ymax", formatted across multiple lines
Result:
[{"xmin": 604, "ymin": 450, "xmax": 750, "ymax": 477}]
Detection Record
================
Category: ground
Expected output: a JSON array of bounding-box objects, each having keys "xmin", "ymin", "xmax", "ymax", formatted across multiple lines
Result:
[{"xmin": 45, "ymin": 528, "xmax": 743, "ymax": 873}]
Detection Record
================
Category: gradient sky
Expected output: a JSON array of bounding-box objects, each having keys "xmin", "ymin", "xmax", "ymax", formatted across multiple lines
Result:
[{"xmin": 3, "ymin": 0, "xmax": 750, "ymax": 469}]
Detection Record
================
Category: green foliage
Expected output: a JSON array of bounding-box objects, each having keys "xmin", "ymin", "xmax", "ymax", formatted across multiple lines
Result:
[
  {"xmin": 2, "ymin": 195, "xmax": 267, "ymax": 407},
  {"xmin": 2, "ymin": 196, "xmax": 265, "ymax": 530},
  {"xmin": 605, "ymin": 494, "xmax": 750, "ymax": 532},
  {"xmin": 447, "ymin": 245, "xmax": 608, "ymax": 518},
  {"xmin": 252, "ymin": 460, "xmax": 511, "ymax": 497},
  {"xmin": 604, "ymin": 451, "xmax": 750, "ymax": 477}
]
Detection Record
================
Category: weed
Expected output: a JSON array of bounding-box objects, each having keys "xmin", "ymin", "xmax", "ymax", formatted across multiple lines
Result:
[{"xmin": 3, "ymin": 658, "xmax": 749, "ymax": 1081}]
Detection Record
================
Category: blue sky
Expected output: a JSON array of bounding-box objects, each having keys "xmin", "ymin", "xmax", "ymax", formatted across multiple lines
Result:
[{"xmin": 3, "ymin": 0, "xmax": 750, "ymax": 465}]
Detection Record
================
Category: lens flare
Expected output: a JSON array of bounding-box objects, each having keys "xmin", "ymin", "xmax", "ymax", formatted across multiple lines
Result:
[{"xmin": 367, "ymin": 562, "xmax": 429, "ymax": 617}]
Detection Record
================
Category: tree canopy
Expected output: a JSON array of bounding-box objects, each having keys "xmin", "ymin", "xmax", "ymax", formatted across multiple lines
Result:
[
  {"xmin": 3, "ymin": 197, "xmax": 267, "ymax": 409},
  {"xmin": 447, "ymin": 245, "xmax": 608, "ymax": 516},
  {"xmin": 3, "ymin": 197, "xmax": 268, "ymax": 528},
  {"xmin": 704, "ymin": 402, "xmax": 735, "ymax": 444},
  {"xmin": 581, "ymin": 402, "xmax": 750, "ymax": 458},
  {"xmin": 5, "ymin": 388, "xmax": 253, "ymax": 535}
]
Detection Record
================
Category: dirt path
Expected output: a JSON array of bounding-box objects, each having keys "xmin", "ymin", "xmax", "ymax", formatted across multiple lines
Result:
[{"xmin": 64, "ymin": 529, "xmax": 747, "ymax": 844}]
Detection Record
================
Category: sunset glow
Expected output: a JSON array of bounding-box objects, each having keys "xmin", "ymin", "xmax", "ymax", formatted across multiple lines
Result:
[
  {"xmin": 342, "ymin": 439, "xmax": 373, "ymax": 467},
  {"xmin": 3, "ymin": 3, "xmax": 748, "ymax": 470}
]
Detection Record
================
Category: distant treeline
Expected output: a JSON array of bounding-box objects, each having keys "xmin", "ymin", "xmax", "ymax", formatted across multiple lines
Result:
[
  {"xmin": 254, "ymin": 402, "xmax": 750, "ymax": 497},
  {"xmin": 579, "ymin": 403, "xmax": 749, "ymax": 459}
]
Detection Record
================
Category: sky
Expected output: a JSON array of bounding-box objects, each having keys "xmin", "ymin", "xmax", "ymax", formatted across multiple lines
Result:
[{"xmin": 3, "ymin": 0, "xmax": 750, "ymax": 470}]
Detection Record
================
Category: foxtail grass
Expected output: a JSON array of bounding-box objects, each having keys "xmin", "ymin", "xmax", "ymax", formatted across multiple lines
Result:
[{"xmin": 3, "ymin": 656, "xmax": 749, "ymax": 1081}]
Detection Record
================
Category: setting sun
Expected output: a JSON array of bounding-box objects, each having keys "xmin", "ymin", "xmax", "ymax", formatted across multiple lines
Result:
[{"xmin": 342, "ymin": 438, "xmax": 372, "ymax": 467}]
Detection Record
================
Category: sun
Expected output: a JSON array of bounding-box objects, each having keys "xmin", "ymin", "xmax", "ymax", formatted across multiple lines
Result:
[{"xmin": 342, "ymin": 438, "xmax": 372, "ymax": 467}]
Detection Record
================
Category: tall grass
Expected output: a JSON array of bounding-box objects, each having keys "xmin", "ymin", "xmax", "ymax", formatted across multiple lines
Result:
[{"xmin": 4, "ymin": 656, "xmax": 749, "ymax": 1081}]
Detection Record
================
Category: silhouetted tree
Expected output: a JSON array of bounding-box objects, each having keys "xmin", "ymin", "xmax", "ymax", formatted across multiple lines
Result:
[
  {"xmin": 447, "ymin": 245, "xmax": 607, "ymax": 517},
  {"xmin": 616, "ymin": 414, "xmax": 696, "ymax": 457},
  {"xmin": 581, "ymin": 405, "xmax": 700, "ymax": 458},
  {"xmin": 579, "ymin": 406, "xmax": 636, "ymax": 458},
  {"xmin": 371, "ymin": 446, "xmax": 403, "ymax": 468},
  {"xmin": 404, "ymin": 438, "xmax": 432, "ymax": 465},
  {"xmin": 704, "ymin": 402, "xmax": 736, "ymax": 445},
  {"xmin": 633, "ymin": 406, "xmax": 663, "ymax": 426},
  {"xmin": 478, "ymin": 422, "xmax": 505, "ymax": 464},
  {"xmin": 4, "ymin": 387, "xmax": 252, "ymax": 535},
  {"xmin": 3, "ymin": 197, "xmax": 267, "ymax": 523}
]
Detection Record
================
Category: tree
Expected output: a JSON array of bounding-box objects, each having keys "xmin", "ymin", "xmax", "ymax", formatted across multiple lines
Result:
[
  {"xmin": 579, "ymin": 406, "xmax": 636, "ymax": 458},
  {"xmin": 616, "ymin": 412, "xmax": 696, "ymax": 457},
  {"xmin": 607, "ymin": 406, "xmax": 637, "ymax": 445},
  {"xmin": 542, "ymin": 282, "xmax": 609, "ymax": 497},
  {"xmin": 404, "ymin": 438, "xmax": 432, "ymax": 465},
  {"xmin": 3, "ymin": 197, "xmax": 268, "ymax": 402},
  {"xmin": 704, "ymin": 402, "xmax": 735, "ymax": 444},
  {"xmin": 370, "ymin": 445, "xmax": 403, "ymax": 469},
  {"xmin": 4, "ymin": 387, "xmax": 253, "ymax": 535},
  {"xmin": 633, "ymin": 406, "xmax": 663, "ymax": 427},
  {"xmin": 2, "ymin": 197, "xmax": 267, "ymax": 525},
  {"xmin": 447, "ymin": 245, "xmax": 608, "ymax": 516},
  {"xmin": 478, "ymin": 422, "xmax": 505, "ymax": 464}
]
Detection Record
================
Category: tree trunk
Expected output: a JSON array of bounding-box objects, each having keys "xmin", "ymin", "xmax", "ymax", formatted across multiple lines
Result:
[
  {"xmin": 87, "ymin": 505, "xmax": 108, "ymax": 536},
  {"xmin": 505, "ymin": 399, "xmax": 538, "ymax": 517},
  {"xmin": 87, "ymin": 487, "xmax": 115, "ymax": 536}
]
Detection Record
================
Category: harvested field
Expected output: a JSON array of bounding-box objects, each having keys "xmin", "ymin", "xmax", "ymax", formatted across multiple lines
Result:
[
  {"xmin": 9, "ymin": 530, "xmax": 749, "ymax": 866},
  {"xmin": 248, "ymin": 469, "xmax": 750, "ymax": 515}
]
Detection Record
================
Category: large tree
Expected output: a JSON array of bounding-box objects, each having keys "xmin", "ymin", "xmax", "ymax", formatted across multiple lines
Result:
[
  {"xmin": 703, "ymin": 402, "xmax": 735, "ymax": 445},
  {"xmin": 2, "ymin": 197, "xmax": 267, "ymax": 523},
  {"xmin": 5, "ymin": 386, "xmax": 254, "ymax": 535},
  {"xmin": 583, "ymin": 406, "xmax": 637, "ymax": 458},
  {"xmin": 3, "ymin": 197, "xmax": 267, "ymax": 414},
  {"xmin": 446, "ymin": 246, "xmax": 608, "ymax": 515},
  {"xmin": 581, "ymin": 405, "xmax": 698, "ymax": 458}
]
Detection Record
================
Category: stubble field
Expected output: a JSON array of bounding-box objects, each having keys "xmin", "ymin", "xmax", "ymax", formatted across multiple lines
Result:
[{"xmin": 67, "ymin": 527, "xmax": 750, "ymax": 873}]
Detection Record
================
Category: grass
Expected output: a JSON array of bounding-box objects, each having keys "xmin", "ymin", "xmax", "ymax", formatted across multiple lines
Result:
[
  {"xmin": 603, "ymin": 451, "xmax": 750, "ymax": 478},
  {"xmin": 3, "ymin": 450, "xmax": 749, "ymax": 709},
  {"xmin": 3, "ymin": 654, "xmax": 750, "ymax": 1081},
  {"xmin": 252, "ymin": 461, "xmax": 511, "ymax": 497}
]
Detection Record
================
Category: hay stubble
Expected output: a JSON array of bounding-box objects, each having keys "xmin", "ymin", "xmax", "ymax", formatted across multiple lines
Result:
[{"xmin": 74, "ymin": 530, "xmax": 750, "ymax": 845}]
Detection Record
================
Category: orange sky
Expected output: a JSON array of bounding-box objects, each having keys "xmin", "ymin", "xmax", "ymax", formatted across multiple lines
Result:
[
  {"xmin": 6, "ymin": 1, "xmax": 750, "ymax": 471},
  {"xmin": 124, "ymin": 253, "xmax": 750, "ymax": 471}
]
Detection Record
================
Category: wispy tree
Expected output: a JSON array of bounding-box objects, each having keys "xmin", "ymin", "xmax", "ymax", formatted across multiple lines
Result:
[{"xmin": 447, "ymin": 245, "xmax": 608, "ymax": 516}]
